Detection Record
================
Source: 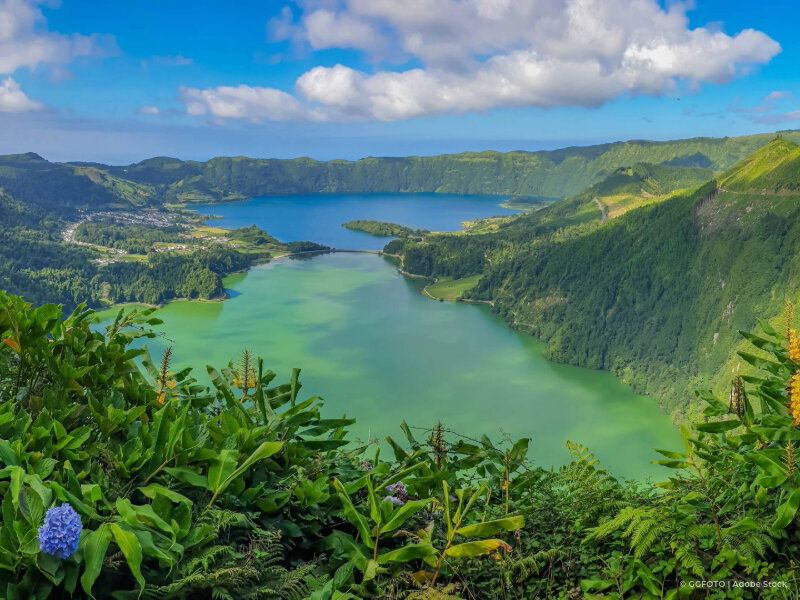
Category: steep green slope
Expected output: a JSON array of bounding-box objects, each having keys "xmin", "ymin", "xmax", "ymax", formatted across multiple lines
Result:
[
  {"xmin": 584, "ymin": 162, "xmax": 713, "ymax": 198},
  {"xmin": 98, "ymin": 131, "xmax": 800, "ymax": 202},
  {"xmin": 570, "ymin": 161, "xmax": 713, "ymax": 220},
  {"xmin": 0, "ymin": 153, "xmax": 155, "ymax": 213},
  {"xmin": 391, "ymin": 139, "xmax": 800, "ymax": 417},
  {"xmin": 720, "ymin": 137, "xmax": 800, "ymax": 193}
]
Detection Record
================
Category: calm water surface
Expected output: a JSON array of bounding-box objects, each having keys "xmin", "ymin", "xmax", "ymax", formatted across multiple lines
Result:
[
  {"xmin": 192, "ymin": 193, "xmax": 521, "ymax": 249},
  {"xmin": 111, "ymin": 249, "xmax": 681, "ymax": 479}
]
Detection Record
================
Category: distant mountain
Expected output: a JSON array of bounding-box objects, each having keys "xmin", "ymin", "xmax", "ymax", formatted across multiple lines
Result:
[
  {"xmin": 1, "ymin": 131, "xmax": 798, "ymax": 210},
  {"xmin": 65, "ymin": 130, "xmax": 799, "ymax": 202},
  {"xmin": 391, "ymin": 138, "xmax": 800, "ymax": 418}
]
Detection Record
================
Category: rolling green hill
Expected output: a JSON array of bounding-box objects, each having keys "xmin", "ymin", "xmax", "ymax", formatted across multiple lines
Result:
[
  {"xmin": 2, "ymin": 130, "xmax": 796, "ymax": 210},
  {"xmin": 391, "ymin": 138, "xmax": 800, "ymax": 418},
  {"xmin": 0, "ymin": 153, "xmax": 154, "ymax": 213},
  {"xmin": 581, "ymin": 162, "xmax": 713, "ymax": 198}
]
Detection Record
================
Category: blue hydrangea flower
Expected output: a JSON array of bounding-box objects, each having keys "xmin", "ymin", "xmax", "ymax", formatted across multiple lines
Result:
[{"xmin": 38, "ymin": 504, "xmax": 82, "ymax": 559}]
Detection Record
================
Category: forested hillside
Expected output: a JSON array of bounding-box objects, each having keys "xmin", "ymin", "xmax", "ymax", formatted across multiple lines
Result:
[{"xmin": 390, "ymin": 139, "xmax": 800, "ymax": 419}]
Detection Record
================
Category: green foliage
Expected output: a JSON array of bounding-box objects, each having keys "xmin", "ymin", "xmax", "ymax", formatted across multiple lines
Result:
[
  {"xmin": 285, "ymin": 241, "xmax": 332, "ymax": 253},
  {"xmin": 1, "ymin": 291, "xmax": 800, "ymax": 598},
  {"xmin": 230, "ymin": 225, "xmax": 281, "ymax": 246}
]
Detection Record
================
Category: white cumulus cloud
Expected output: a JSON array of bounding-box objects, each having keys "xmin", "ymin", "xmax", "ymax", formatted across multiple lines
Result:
[
  {"xmin": 180, "ymin": 85, "xmax": 306, "ymax": 121},
  {"xmin": 0, "ymin": 77, "xmax": 43, "ymax": 112},
  {"xmin": 184, "ymin": 0, "xmax": 781, "ymax": 123},
  {"xmin": 0, "ymin": 0, "xmax": 116, "ymax": 75}
]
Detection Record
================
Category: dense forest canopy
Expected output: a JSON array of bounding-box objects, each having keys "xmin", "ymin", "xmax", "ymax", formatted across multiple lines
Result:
[{"xmin": 342, "ymin": 220, "xmax": 426, "ymax": 238}]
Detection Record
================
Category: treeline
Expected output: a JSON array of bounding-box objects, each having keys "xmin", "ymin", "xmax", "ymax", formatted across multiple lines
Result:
[{"xmin": 93, "ymin": 247, "xmax": 259, "ymax": 305}]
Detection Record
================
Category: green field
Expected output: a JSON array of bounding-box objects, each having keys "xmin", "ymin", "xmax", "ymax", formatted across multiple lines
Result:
[{"xmin": 426, "ymin": 274, "xmax": 482, "ymax": 301}]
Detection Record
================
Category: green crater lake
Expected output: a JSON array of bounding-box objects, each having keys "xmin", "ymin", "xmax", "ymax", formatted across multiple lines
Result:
[{"xmin": 116, "ymin": 248, "xmax": 680, "ymax": 479}]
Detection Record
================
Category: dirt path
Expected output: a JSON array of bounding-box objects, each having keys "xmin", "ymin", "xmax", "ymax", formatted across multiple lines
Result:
[{"xmin": 593, "ymin": 197, "xmax": 607, "ymax": 224}]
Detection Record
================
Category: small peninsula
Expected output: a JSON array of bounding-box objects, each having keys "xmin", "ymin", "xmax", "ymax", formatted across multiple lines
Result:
[{"xmin": 342, "ymin": 220, "xmax": 427, "ymax": 238}]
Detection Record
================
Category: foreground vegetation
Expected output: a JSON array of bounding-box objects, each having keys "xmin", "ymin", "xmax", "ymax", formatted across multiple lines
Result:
[{"xmin": 1, "ymin": 291, "xmax": 800, "ymax": 598}]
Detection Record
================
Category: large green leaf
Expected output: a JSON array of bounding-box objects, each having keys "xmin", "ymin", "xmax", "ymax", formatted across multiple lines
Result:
[
  {"xmin": 80, "ymin": 525, "xmax": 112, "ymax": 597},
  {"xmin": 377, "ymin": 542, "xmax": 437, "ymax": 565},
  {"xmin": 379, "ymin": 498, "xmax": 432, "ymax": 534},
  {"xmin": 694, "ymin": 419, "xmax": 741, "ymax": 433},
  {"xmin": 445, "ymin": 539, "xmax": 512, "ymax": 558},
  {"xmin": 207, "ymin": 449, "xmax": 237, "ymax": 496},
  {"xmin": 111, "ymin": 524, "xmax": 145, "ymax": 593},
  {"xmin": 333, "ymin": 479, "xmax": 373, "ymax": 548},
  {"xmin": 208, "ymin": 441, "xmax": 283, "ymax": 505},
  {"xmin": 163, "ymin": 467, "xmax": 208, "ymax": 489},
  {"xmin": 137, "ymin": 483, "xmax": 192, "ymax": 507},
  {"xmin": 773, "ymin": 488, "xmax": 800, "ymax": 531},
  {"xmin": 455, "ymin": 515, "xmax": 523, "ymax": 538}
]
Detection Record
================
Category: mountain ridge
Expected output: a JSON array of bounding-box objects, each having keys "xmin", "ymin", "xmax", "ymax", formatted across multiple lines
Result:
[{"xmin": 3, "ymin": 130, "xmax": 799, "ymax": 203}]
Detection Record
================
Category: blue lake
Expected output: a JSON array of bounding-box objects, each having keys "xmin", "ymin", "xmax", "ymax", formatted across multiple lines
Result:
[{"xmin": 192, "ymin": 193, "xmax": 520, "ymax": 250}]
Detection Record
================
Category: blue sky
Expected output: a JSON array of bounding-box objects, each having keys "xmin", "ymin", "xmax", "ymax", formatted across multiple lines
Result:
[{"xmin": 0, "ymin": 0, "xmax": 798, "ymax": 164}]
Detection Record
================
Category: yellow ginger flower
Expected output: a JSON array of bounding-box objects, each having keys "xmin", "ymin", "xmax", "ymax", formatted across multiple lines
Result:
[
  {"xmin": 790, "ymin": 371, "xmax": 800, "ymax": 427},
  {"xmin": 790, "ymin": 329, "xmax": 800, "ymax": 363}
]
